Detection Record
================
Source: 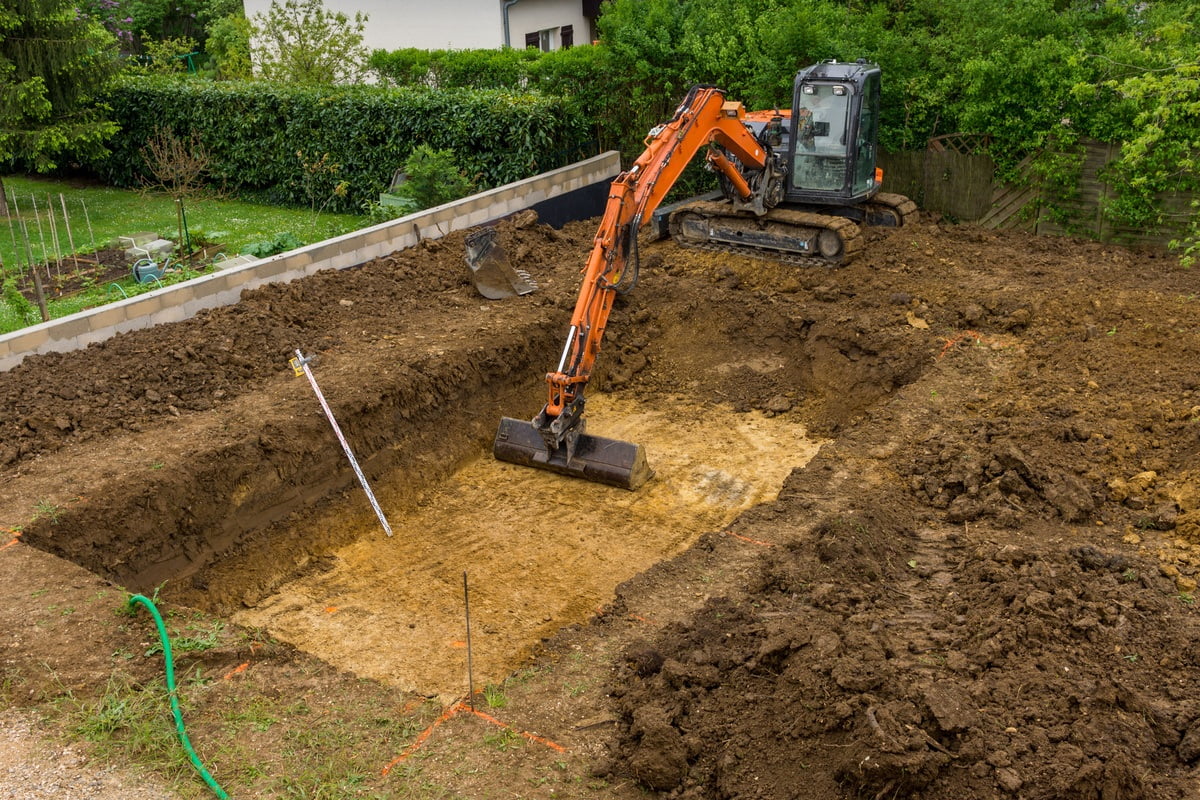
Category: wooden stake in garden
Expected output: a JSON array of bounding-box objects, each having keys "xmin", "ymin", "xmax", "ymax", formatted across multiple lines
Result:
[
  {"xmin": 2, "ymin": 190, "xmax": 16, "ymax": 279},
  {"xmin": 19, "ymin": 218, "xmax": 48, "ymax": 321},
  {"xmin": 45, "ymin": 193, "xmax": 63, "ymax": 276},
  {"xmin": 59, "ymin": 194, "xmax": 77, "ymax": 267},
  {"xmin": 80, "ymin": 198, "xmax": 101, "ymax": 264},
  {"xmin": 30, "ymin": 195, "xmax": 49, "ymax": 278}
]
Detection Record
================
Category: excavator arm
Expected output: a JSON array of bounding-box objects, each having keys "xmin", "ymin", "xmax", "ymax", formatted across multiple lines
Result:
[{"xmin": 494, "ymin": 86, "xmax": 785, "ymax": 489}]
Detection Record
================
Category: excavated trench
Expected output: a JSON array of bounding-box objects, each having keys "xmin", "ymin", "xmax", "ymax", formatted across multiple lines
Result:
[{"xmin": 11, "ymin": 217, "xmax": 921, "ymax": 698}]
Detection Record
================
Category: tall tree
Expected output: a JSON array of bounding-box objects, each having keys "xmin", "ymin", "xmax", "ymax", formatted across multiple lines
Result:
[
  {"xmin": 0, "ymin": 0, "xmax": 122, "ymax": 214},
  {"xmin": 251, "ymin": 0, "xmax": 368, "ymax": 85}
]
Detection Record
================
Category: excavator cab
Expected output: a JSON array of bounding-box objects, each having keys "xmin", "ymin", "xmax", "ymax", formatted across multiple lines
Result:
[{"xmin": 787, "ymin": 60, "xmax": 883, "ymax": 206}]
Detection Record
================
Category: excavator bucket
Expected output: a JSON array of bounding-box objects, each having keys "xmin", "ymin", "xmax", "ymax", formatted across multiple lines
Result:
[
  {"xmin": 464, "ymin": 227, "xmax": 538, "ymax": 299},
  {"xmin": 493, "ymin": 417, "xmax": 653, "ymax": 490}
]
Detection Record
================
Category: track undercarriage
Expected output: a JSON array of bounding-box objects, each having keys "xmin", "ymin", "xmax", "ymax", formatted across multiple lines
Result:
[{"xmin": 668, "ymin": 191, "xmax": 918, "ymax": 266}]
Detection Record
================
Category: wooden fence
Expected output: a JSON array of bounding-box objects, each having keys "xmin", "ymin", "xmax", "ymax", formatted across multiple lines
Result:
[{"xmin": 878, "ymin": 138, "xmax": 1194, "ymax": 250}]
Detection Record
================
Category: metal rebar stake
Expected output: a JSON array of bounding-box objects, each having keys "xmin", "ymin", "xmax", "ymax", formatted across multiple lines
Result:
[{"xmin": 290, "ymin": 349, "xmax": 393, "ymax": 537}]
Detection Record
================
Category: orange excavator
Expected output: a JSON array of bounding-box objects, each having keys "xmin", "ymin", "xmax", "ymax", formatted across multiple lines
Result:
[{"xmin": 493, "ymin": 61, "xmax": 915, "ymax": 490}]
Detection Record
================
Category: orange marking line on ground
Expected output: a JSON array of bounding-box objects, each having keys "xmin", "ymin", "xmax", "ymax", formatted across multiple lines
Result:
[
  {"xmin": 449, "ymin": 640, "xmax": 467, "ymax": 649},
  {"xmin": 381, "ymin": 702, "xmax": 465, "ymax": 775},
  {"xmin": 628, "ymin": 613, "xmax": 654, "ymax": 625},
  {"xmin": 324, "ymin": 606, "xmax": 339, "ymax": 614},
  {"xmin": 462, "ymin": 706, "xmax": 566, "ymax": 752},
  {"xmin": 381, "ymin": 700, "xmax": 567, "ymax": 775},
  {"xmin": 0, "ymin": 529, "xmax": 21, "ymax": 551},
  {"xmin": 222, "ymin": 662, "xmax": 250, "ymax": 680},
  {"xmin": 724, "ymin": 530, "xmax": 774, "ymax": 547}
]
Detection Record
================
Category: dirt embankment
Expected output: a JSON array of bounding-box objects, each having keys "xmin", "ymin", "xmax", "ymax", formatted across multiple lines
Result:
[{"xmin": 2, "ymin": 210, "xmax": 1200, "ymax": 799}]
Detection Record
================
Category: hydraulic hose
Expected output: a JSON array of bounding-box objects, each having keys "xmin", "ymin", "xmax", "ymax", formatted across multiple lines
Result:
[{"xmin": 126, "ymin": 594, "xmax": 229, "ymax": 799}]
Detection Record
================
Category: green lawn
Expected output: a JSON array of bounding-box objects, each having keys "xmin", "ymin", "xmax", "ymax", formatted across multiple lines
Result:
[
  {"xmin": 0, "ymin": 174, "xmax": 370, "ymax": 334},
  {"xmin": 0, "ymin": 174, "xmax": 367, "ymax": 277}
]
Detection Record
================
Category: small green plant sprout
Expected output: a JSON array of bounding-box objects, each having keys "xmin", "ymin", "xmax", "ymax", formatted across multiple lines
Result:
[
  {"xmin": 32, "ymin": 499, "xmax": 62, "ymax": 524},
  {"xmin": 1178, "ymin": 593, "xmax": 1195, "ymax": 605},
  {"xmin": 174, "ymin": 620, "xmax": 225, "ymax": 652},
  {"xmin": 907, "ymin": 559, "xmax": 919, "ymax": 569},
  {"xmin": 1124, "ymin": 653, "xmax": 1139, "ymax": 663},
  {"xmin": 1122, "ymin": 568, "xmax": 1138, "ymax": 582},
  {"xmin": 483, "ymin": 683, "xmax": 508, "ymax": 709},
  {"xmin": 482, "ymin": 727, "xmax": 521, "ymax": 751}
]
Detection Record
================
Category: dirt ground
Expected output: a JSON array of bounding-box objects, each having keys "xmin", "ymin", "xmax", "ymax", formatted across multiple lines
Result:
[{"xmin": 3, "ymin": 207, "xmax": 1200, "ymax": 799}]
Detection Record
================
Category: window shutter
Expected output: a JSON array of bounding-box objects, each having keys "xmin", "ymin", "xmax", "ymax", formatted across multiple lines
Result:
[
  {"xmin": 524, "ymin": 32, "xmax": 539, "ymax": 48},
  {"xmin": 561, "ymin": 24, "xmax": 574, "ymax": 48}
]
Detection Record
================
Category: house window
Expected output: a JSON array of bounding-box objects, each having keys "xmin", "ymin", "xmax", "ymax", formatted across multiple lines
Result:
[{"xmin": 525, "ymin": 26, "xmax": 573, "ymax": 52}]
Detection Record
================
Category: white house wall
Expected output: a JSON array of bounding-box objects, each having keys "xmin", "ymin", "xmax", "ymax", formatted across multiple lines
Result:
[
  {"xmin": 242, "ymin": 0, "xmax": 504, "ymax": 51},
  {"xmin": 507, "ymin": 0, "xmax": 589, "ymax": 48},
  {"xmin": 241, "ymin": 0, "xmax": 586, "ymax": 52}
]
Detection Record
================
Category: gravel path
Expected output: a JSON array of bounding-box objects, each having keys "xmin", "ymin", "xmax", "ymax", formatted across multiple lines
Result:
[{"xmin": 0, "ymin": 709, "xmax": 176, "ymax": 799}]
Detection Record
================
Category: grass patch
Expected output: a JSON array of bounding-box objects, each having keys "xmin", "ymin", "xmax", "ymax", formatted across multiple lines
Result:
[
  {"xmin": 0, "ymin": 173, "xmax": 369, "ymax": 334},
  {"xmin": 1, "ymin": 174, "xmax": 366, "ymax": 269},
  {"xmin": 62, "ymin": 671, "xmax": 195, "ymax": 788}
]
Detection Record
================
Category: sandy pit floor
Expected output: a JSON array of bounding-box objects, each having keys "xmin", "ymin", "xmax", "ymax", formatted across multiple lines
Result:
[{"xmin": 231, "ymin": 394, "xmax": 822, "ymax": 695}]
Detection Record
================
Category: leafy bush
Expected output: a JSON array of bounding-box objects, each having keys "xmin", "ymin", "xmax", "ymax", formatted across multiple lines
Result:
[
  {"xmin": 369, "ymin": 47, "xmax": 540, "ymax": 90},
  {"xmin": 240, "ymin": 231, "xmax": 302, "ymax": 257},
  {"xmin": 203, "ymin": 12, "xmax": 251, "ymax": 80},
  {"xmin": 390, "ymin": 144, "xmax": 475, "ymax": 211},
  {"xmin": 95, "ymin": 76, "xmax": 591, "ymax": 213}
]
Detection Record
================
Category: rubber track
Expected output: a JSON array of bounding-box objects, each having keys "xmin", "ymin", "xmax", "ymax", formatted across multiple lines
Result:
[
  {"xmin": 669, "ymin": 200, "xmax": 865, "ymax": 267},
  {"xmin": 868, "ymin": 192, "xmax": 920, "ymax": 227}
]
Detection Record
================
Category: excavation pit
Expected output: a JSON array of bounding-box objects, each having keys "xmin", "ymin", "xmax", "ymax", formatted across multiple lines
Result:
[
  {"xmin": 225, "ymin": 395, "xmax": 821, "ymax": 695},
  {"xmin": 6, "ymin": 216, "xmax": 881, "ymax": 696}
]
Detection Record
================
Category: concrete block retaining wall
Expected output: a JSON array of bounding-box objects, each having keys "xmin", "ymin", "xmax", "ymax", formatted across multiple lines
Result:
[{"xmin": 0, "ymin": 151, "xmax": 621, "ymax": 373}]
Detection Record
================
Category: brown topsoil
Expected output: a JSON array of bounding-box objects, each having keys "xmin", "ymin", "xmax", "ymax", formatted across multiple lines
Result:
[{"xmin": 3, "ymin": 207, "xmax": 1200, "ymax": 800}]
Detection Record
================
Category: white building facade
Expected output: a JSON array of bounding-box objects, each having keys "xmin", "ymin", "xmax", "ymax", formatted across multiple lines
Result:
[{"xmin": 241, "ymin": 0, "xmax": 598, "ymax": 53}]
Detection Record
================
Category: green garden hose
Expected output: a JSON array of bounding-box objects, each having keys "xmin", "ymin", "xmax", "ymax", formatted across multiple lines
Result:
[{"xmin": 127, "ymin": 594, "xmax": 229, "ymax": 799}]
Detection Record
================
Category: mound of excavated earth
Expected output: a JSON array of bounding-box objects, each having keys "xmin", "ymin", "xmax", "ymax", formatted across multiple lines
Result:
[{"xmin": 2, "ymin": 209, "xmax": 1199, "ymax": 799}]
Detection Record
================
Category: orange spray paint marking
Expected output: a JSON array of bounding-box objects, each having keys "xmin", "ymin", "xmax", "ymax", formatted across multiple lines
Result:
[
  {"xmin": 724, "ymin": 530, "xmax": 774, "ymax": 547},
  {"xmin": 381, "ymin": 702, "xmax": 464, "ymax": 775},
  {"xmin": 0, "ymin": 529, "xmax": 22, "ymax": 551},
  {"xmin": 324, "ymin": 606, "xmax": 339, "ymax": 614},
  {"xmin": 463, "ymin": 706, "xmax": 566, "ymax": 752},
  {"xmin": 381, "ymin": 700, "xmax": 567, "ymax": 775},
  {"xmin": 449, "ymin": 640, "xmax": 467, "ymax": 649},
  {"xmin": 222, "ymin": 662, "xmax": 249, "ymax": 680},
  {"xmin": 627, "ymin": 613, "xmax": 654, "ymax": 625}
]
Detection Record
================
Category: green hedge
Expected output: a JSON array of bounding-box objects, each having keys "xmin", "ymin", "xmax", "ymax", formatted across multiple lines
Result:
[
  {"xmin": 95, "ymin": 76, "xmax": 593, "ymax": 213},
  {"xmin": 369, "ymin": 44, "xmax": 633, "ymax": 156},
  {"xmin": 368, "ymin": 47, "xmax": 542, "ymax": 89}
]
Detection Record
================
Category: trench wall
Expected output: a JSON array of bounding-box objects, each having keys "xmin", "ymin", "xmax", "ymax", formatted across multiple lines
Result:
[{"xmin": 0, "ymin": 151, "xmax": 621, "ymax": 373}]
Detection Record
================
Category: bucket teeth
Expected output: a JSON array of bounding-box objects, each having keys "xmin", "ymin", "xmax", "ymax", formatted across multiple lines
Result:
[{"xmin": 465, "ymin": 227, "xmax": 538, "ymax": 299}]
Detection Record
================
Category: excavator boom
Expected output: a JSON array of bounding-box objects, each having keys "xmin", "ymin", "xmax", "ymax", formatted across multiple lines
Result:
[{"xmin": 493, "ymin": 86, "xmax": 783, "ymax": 489}]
